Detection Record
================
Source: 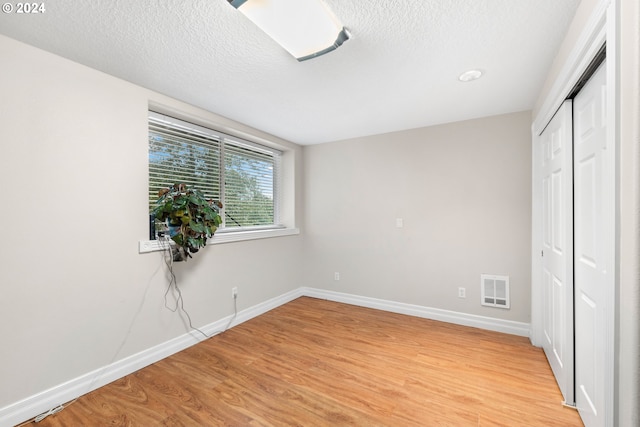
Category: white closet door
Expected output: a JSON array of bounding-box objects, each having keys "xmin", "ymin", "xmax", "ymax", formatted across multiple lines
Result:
[
  {"xmin": 573, "ymin": 62, "xmax": 607, "ymax": 427},
  {"xmin": 539, "ymin": 100, "xmax": 574, "ymax": 405}
]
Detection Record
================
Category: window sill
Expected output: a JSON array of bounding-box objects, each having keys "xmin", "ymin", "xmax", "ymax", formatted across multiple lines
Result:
[
  {"xmin": 210, "ymin": 227, "xmax": 300, "ymax": 244},
  {"xmin": 138, "ymin": 228, "xmax": 300, "ymax": 254}
]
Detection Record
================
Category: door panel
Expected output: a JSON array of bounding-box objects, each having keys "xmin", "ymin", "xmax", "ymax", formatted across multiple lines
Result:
[
  {"xmin": 573, "ymin": 62, "xmax": 607, "ymax": 427},
  {"xmin": 539, "ymin": 100, "xmax": 574, "ymax": 405}
]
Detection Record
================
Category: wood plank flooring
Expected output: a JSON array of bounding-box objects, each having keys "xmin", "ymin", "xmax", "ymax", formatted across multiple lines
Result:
[{"xmin": 31, "ymin": 297, "xmax": 583, "ymax": 426}]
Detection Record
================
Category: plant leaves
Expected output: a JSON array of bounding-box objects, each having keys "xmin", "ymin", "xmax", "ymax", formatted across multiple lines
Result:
[
  {"xmin": 189, "ymin": 221, "xmax": 205, "ymax": 233},
  {"xmin": 187, "ymin": 236, "xmax": 203, "ymax": 249},
  {"xmin": 172, "ymin": 234, "xmax": 183, "ymax": 246},
  {"xmin": 151, "ymin": 183, "xmax": 222, "ymax": 256},
  {"xmin": 189, "ymin": 194, "xmax": 205, "ymax": 206}
]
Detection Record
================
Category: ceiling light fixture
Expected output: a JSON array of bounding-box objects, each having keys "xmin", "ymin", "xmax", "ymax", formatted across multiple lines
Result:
[
  {"xmin": 458, "ymin": 69, "xmax": 483, "ymax": 82},
  {"xmin": 228, "ymin": 0, "xmax": 350, "ymax": 62}
]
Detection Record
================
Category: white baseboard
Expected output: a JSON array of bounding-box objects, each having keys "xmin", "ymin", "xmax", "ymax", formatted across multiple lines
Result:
[
  {"xmin": 1, "ymin": 286, "xmax": 528, "ymax": 427},
  {"xmin": 300, "ymin": 287, "xmax": 531, "ymax": 337},
  {"xmin": 0, "ymin": 288, "xmax": 303, "ymax": 427}
]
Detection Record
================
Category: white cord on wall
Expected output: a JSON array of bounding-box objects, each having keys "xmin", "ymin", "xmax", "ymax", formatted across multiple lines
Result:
[{"xmin": 25, "ymin": 235, "xmax": 237, "ymax": 424}]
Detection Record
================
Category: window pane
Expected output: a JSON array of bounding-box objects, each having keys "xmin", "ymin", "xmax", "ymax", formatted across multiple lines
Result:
[
  {"xmin": 148, "ymin": 119, "xmax": 221, "ymax": 211},
  {"xmin": 224, "ymin": 141, "xmax": 275, "ymax": 228}
]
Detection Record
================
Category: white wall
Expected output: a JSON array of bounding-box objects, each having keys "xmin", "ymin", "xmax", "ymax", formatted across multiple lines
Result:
[
  {"xmin": 0, "ymin": 34, "xmax": 304, "ymax": 411},
  {"xmin": 303, "ymin": 112, "xmax": 532, "ymax": 323}
]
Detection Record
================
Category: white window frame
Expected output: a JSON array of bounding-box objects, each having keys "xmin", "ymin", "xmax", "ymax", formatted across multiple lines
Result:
[{"xmin": 142, "ymin": 111, "xmax": 298, "ymax": 252}]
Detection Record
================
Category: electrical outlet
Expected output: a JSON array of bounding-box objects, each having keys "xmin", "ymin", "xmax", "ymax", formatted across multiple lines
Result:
[
  {"xmin": 458, "ymin": 287, "xmax": 466, "ymax": 298},
  {"xmin": 334, "ymin": 272, "xmax": 340, "ymax": 281},
  {"xmin": 232, "ymin": 287, "xmax": 238, "ymax": 299}
]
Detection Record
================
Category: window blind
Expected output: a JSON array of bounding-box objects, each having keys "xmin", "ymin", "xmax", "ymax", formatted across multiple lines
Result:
[
  {"xmin": 148, "ymin": 111, "xmax": 282, "ymax": 231},
  {"xmin": 223, "ymin": 139, "xmax": 277, "ymax": 228}
]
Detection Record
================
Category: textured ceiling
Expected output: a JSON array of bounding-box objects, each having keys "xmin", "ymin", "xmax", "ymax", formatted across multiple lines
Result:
[{"xmin": 0, "ymin": 0, "xmax": 580, "ymax": 145}]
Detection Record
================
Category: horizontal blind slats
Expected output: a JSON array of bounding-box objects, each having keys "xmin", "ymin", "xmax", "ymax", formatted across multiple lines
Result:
[
  {"xmin": 149, "ymin": 112, "xmax": 280, "ymax": 229},
  {"xmin": 223, "ymin": 139, "xmax": 275, "ymax": 227},
  {"xmin": 149, "ymin": 119, "xmax": 221, "ymax": 209}
]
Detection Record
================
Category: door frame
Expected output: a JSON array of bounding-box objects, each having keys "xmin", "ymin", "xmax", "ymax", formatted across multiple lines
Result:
[{"xmin": 530, "ymin": 0, "xmax": 616, "ymax": 425}]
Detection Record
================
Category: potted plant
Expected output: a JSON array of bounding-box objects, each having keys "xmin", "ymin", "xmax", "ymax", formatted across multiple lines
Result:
[{"xmin": 151, "ymin": 183, "xmax": 223, "ymax": 261}]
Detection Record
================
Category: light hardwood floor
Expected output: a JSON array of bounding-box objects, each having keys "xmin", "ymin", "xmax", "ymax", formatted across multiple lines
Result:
[{"xmin": 32, "ymin": 297, "xmax": 583, "ymax": 426}]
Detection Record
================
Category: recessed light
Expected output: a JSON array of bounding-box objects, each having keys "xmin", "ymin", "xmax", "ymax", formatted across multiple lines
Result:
[{"xmin": 458, "ymin": 69, "xmax": 483, "ymax": 82}]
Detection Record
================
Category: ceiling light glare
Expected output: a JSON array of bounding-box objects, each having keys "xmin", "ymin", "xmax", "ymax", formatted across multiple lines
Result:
[
  {"xmin": 458, "ymin": 69, "xmax": 483, "ymax": 82},
  {"xmin": 228, "ymin": 0, "xmax": 350, "ymax": 62}
]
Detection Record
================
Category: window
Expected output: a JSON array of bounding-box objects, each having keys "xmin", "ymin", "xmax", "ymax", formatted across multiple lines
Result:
[{"xmin": 148, "ymin": 111, "xmax": 282, "ymax": 234}]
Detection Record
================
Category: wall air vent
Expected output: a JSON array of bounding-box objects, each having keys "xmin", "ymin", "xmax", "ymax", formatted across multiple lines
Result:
[{"xmin": 481, "ymin": 274, "xmax": 510, "ymax": 309}]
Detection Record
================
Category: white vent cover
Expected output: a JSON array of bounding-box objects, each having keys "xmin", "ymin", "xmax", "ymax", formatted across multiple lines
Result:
[{"xmin": 481, "ymin": 274, "xmax": 510, "ymax": 309}]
